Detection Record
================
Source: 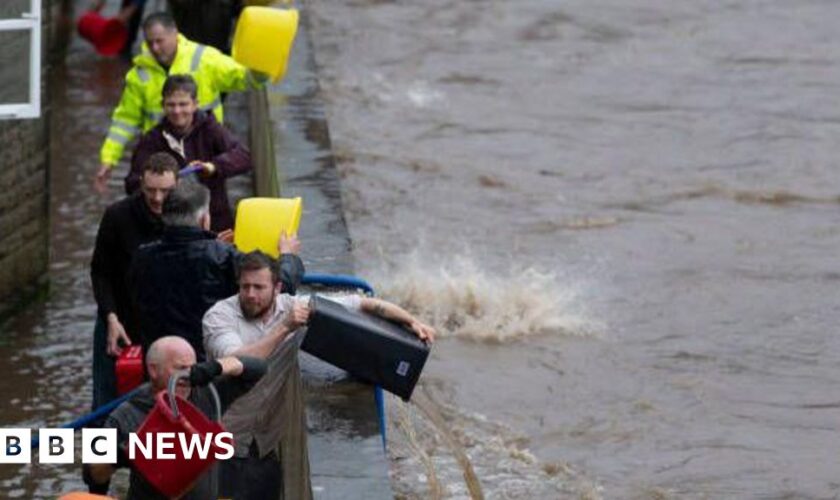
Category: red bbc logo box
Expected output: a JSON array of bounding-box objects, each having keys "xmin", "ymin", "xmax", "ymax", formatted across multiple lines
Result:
[{"xmin": 116, "ymin": 345, "xmax": 144, "ymax": 395}]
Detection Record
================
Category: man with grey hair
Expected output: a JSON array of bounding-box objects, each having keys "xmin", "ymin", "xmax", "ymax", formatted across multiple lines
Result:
[{"xmin": 129, "ymin": 181, "xmax": 304, "ymax": 359}]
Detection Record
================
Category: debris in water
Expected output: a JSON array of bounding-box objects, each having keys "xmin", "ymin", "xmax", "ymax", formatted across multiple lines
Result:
[{"xmin": 478, "ymin": 174, "xmax": 507, "ymax": 188}]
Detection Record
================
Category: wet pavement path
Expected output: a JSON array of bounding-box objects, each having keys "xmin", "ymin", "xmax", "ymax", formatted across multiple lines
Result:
[
  {"xmin": 0, "ymin": 5, "xmax": 253, "ymax": 495},
  {"xmin": 0, "ymin": 22, "xmax": 128, "ymax": 496}
]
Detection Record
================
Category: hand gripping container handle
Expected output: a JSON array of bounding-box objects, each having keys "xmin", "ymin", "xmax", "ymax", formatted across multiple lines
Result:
[{"xmin": 131, "ymin": 372, "xmax": 225, "ymax": 498}]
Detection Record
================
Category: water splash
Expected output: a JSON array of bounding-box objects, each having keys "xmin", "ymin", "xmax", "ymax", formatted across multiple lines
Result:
[{"xmin": 362, "ymin": 251, "xmax": 603, "ymax": 343}]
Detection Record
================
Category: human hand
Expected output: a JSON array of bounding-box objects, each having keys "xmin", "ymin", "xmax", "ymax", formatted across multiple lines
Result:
[
  {"xmin": 408, "ymin": 319, "xmax": 436, "ymax": 344},
  {"xmin": 251, "ymin": 70, "xmax": 270, "ymax": 84},
  {"xmin": 189, "ymin": 161, "xmax": 216, "ymax": 177},
  {"xmin": 278, "ymin": 232, "xmax": 300, "ymax": 255},
  {"xmin": 216, "ymin": 229, "xmax": 234, "ymax": 243},
  {"xmin": 218, "ymin": 356, "xmax": 244, "ymax": 377},
  {"xmin": 106, "ymin": 313, "xmax": 131, "ymax": 356},
  {"xmin": 283, "ymin": 302, "xmax": 310, "ymax": 330},
  {"xmin": 94, "ymin": 164, "xmax": 112, "ymax": 194}
]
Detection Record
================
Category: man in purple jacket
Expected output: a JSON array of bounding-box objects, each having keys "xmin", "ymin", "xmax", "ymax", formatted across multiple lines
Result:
[{"xmin": 127, "ymin": 74, "xmax": 251, "ymax": 232}]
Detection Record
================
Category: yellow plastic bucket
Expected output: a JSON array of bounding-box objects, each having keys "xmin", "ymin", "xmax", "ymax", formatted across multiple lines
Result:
[
  {"xmin": 234, "ymin": 197, "xmax": 303, "ymax": 258},
  {"xmin": 232, "ymin": 7, "xmax": 299, "ymax": 83}
]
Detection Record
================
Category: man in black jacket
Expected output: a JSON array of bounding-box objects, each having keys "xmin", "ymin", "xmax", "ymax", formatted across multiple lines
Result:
[
  {"xmin": 129, "ymin": 181, "xmax": 304, "ymax": 360},
  {"xmin": 90, "ymin": 152, "xmax": 180, "ymax": 409}
]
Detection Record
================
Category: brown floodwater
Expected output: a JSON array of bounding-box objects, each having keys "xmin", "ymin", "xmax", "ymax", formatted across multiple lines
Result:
[
  {"xmin": 308, "ymin": 0, "xmax": 840, "ymax": 498},
  {"xmin": 4, "ymin": 0, "xmax": 840, "ymax": 498}
]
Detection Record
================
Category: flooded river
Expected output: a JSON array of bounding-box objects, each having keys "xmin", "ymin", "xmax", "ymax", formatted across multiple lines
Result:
[
  {"xmin": 308, "ymin": 0, "xmax": 840, "ymax": 498},
  {"xmin": 3, "ymin": 0, "xmax": 840, "ymax": 498}
]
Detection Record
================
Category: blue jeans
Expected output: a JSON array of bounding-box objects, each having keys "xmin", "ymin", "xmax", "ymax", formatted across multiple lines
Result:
[{"xmin": 91, "ymin": 316, "xmax": 117, "ymax": 411}]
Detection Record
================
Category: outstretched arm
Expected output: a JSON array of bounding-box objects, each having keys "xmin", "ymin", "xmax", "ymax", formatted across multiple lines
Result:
[
  {"xmin": 190, "ymin": 356, "xmax": 269, "ymax": 412},
  {"xmin": 97, "ymin": 75, "xmax": 146, "ymax": 192},
  {"xmin": 360, "ymin": 298, "xmax": 436, "ymax": 343}
]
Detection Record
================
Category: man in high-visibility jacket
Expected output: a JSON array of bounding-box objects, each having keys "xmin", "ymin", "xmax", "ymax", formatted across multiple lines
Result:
[{"xmin": 94, "ymin": 12, "xmax": 265, "ymax": 193}]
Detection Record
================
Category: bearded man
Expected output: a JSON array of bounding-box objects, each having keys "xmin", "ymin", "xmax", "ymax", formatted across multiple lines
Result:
[{"xmin": 202, "ymin": 251, "xmax": 435, "ymax": 500}]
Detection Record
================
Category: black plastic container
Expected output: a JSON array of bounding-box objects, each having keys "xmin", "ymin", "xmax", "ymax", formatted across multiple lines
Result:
[{"xmin": 303, "ymin": 295, "xmax": 431, "ymax": 400}]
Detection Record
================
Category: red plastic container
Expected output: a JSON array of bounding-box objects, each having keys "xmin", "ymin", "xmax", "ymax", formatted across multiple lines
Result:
[
  {"xmin": 77, "ymin": 11, "xmax": 128, "ymax": 57},
  {"xmin": 132, "ymin": 391, "xmax": 227, "ymax": 498},
  {"xmin": 115, "ymin": 345, "xmax": 144, "ymax": 395}
]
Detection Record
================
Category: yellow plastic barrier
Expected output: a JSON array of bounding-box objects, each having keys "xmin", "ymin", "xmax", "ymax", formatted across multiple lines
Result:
[
  {"xmin": 234, "ymin": 197, "xmax": 303, "ymax": 257},
  {"xmin": 232, "ymin": 7, "xmax": 299, "ymax": 83}
]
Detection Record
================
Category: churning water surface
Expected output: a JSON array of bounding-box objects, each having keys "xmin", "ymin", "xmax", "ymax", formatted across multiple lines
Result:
[{"xmin": 308, "ymin": 0, "xmax": 840, "ymax": 498}]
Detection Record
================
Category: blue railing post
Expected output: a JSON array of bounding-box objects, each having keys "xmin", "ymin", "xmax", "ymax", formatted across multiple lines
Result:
[
  {"xmin": 300, "ymin": 273, "xmax": 387, "ymax": 450},
  {"xmin": 15, "ymin": 387, "xmax": 142, "ymax": 453}
]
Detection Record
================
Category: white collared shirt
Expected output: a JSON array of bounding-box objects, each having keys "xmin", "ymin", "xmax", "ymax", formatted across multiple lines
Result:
[
  {"xmin": 202, "ymin": 293, "xmax": 362, "ymax": 359},
  {"xmin": 201, "ymin": 292, "xmax": 362, "ymax": 457}
]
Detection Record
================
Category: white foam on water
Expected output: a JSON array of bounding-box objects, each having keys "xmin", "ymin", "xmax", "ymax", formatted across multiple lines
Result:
[
  {"xmin": 406, "ymin": 81, "xmax": 445, "ymax": 108},
  {"xmin": 356, "ymin": 73, "xmax": 445, "ymax": 109},
  {"xmin": 362, "ymin": 250, "xmax": 604, "ymax": 343}
]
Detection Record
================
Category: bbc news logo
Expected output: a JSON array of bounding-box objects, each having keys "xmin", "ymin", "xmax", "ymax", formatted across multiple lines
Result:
[{"xmin": 0, "ymin": 429, "xmax": 234, "ymax": 464}]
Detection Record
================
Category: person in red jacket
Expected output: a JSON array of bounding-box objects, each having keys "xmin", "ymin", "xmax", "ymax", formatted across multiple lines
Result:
[{"xmin": 127, "ymin": 74, "xmax": 251, "ymax": 232}]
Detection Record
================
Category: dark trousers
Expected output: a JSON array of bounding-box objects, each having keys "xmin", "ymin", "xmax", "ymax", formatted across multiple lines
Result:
[
  {"xmin": 168, "ymin": 0, "xmax": 240, "ymax": 54},
  {"xmin": 219, "ymin": 441, "xmax": 283, "ymax": 500},
  {"xmin": 91, "ymin": 316, "xmax": 117, "ymax": 411}
]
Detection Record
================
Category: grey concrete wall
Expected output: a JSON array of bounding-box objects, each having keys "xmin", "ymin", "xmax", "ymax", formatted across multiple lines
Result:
[{"xmin": 0, "ymin": 0, "xmax": 70, "ymax": 319}]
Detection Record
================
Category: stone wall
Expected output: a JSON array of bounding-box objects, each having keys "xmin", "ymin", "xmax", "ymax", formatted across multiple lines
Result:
[{"xmin": 0, "ymin": 0, "xmax": 71, "ymax": 319}]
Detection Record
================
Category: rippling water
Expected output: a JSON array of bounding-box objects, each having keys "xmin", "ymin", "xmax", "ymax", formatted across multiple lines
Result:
[
  {"xmin": 308, "ymin": 0, "xmax": 840, "ymax": 498},
  {"xmin": 4, "ymin": 0, "xmax": 840, "ymax": 497}
]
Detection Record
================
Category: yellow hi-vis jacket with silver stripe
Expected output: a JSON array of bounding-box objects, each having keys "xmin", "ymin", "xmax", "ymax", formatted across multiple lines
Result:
[{"xmin": 99, "ymin": 34, "xmax": 264, "ymax": 167}]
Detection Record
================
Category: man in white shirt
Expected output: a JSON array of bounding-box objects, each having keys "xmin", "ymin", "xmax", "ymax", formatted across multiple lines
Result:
[{"xmin": 202, "ymin": 250, "xmax": 435, "ymax": 500}]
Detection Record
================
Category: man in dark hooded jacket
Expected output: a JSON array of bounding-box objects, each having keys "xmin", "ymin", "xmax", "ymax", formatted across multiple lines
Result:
[
  {"xmin": 90, "ymin": 151, "xmax": 179, "ymax": 409},
  {"xmin": 127, "ymin": 74, "xmax": 251, "ymax": 232}
]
